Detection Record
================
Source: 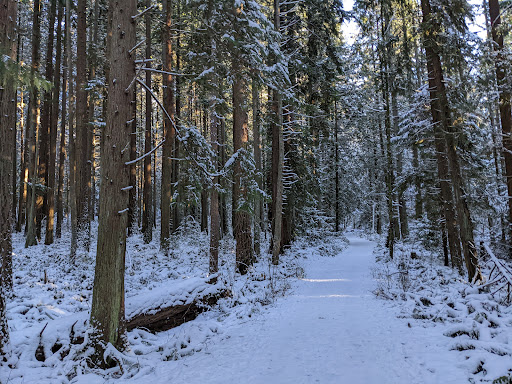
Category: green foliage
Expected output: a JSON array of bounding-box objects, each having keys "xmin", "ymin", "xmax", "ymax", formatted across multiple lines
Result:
[
  {"xmin": 493, "ymin": 374, "xmax": 512, "ymax": 384},
  {"xmin": 0, "ymin": 50, "xmax": 51, "ymax": 91}
]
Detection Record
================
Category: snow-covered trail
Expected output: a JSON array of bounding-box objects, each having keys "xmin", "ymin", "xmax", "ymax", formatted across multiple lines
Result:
[{"xmin": 135, "ymin": 235, "xmax": 469, "ymax": 383}]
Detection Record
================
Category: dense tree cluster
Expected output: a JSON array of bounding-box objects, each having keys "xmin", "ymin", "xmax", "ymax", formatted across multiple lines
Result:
[{"xmin": 1, "ymin": 0, "xmax": 511, "ymax": 365}]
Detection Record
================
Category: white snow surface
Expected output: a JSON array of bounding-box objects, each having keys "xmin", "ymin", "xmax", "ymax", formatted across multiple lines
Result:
[
  {"xmin": 4, "ymin": 227, "xmax": 512, "ymax": 383},
  {"xmin": 127, "ymin": 234, "xmax": 469, "ymax": 384}
]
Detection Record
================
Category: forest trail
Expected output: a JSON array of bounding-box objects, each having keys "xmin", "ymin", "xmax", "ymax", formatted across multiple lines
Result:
[{"xmin": 133, "ymin": 235, "xmax": 468, "ymax": 384}]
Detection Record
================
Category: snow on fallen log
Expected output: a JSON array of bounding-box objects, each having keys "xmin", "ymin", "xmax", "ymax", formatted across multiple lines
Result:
[
  {"xmin": 32, "ymin": 277, "xmax": 229, "ymax": 361},
  {"xmin": 125, "ymin": 276, "xmax": 230, "ymax": 333}
]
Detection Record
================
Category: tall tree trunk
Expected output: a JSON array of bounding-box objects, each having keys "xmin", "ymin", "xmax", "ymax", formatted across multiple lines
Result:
[
  {"xmin": 142, "ymin": 0, "xmax": 153, "ymax": 244},
  {"xmin": 37, "ymin": 0, "xmax": 57, "ymax": 240},
  {"xmin": 18, "ymin": 18, "xmax": 29, "ymax": 235},
  {"xmin": 412, "ymin": 144, "xmax": 423, "ymax": 218},
  {"xmin": 232, "ymin": 72, "xmax": 254, "ymax": 274},
  {"xmin": 161, "ymin": 0, "xmax": 176, "ymax": 252},
  {"xmin": 45, "ymin": 0, "xmax": 63, "ymax": 245},
  {"xmin": 201, "ymin": 110, "xmax": 208, "ymax": 233},
  {"xmin": 282, "ymin": 111, "xmax": 294, "ymax": 247},
  {"xmin": 87, "ymin": 0, "xmax": 100, "ymax": 226},
  {"xmin": 25, "ymin": 0, "xmax": 42, "ymax": 248},
  {"xmin": 209, "ymin": 21, "xmax": 220, "ymax": 271},
  {"xmin": 128, "ymin": 85, "xmax": 137, "ymax": 236},
  {"xmin": 172, "ymin": 0, "xmax": 181, "ymax": 232},
  {"xmin": 17, "ymin": 87, "xmax": 26, "ymax": 232},
  {"xmin": 12, "ymin": 34, "xmax": 18, "ymax": 228},
  {"xmin": 90, "ymin": 0, "xmax": 136, "ymax": 362},
  {"xmin": 75, "ymin": 0, "xmax": 90, "ymax": 252},
  {"xmin": 488, "ymin": 0, "xmax": 512, "ymax": 252},
  {"xmin": 0, "ymin": 2, "xmax": 18, "ymax": 357},
  {"xmin": 153, "ymin": 128, "xmax": 157, "ymax": 228},
  {"xmin": 67, "ymin": 0, "xmax": 78, "ymax": 259},
  {"xmin": 56, "ymin": 4, "xmax": 69, "ymax": 239},
  {"xmin": 253, "ymin": 78, "xmax": 262, "ymax": 255},
  {"xmin": 232, "ymin": 33, "xmax": 254, "ymax": 274},
  {"xmin": 380, "ymin": 0, "xmax": 396, "ymax": 258},
  {"xmin": 391, "ymin": 89, "xmax": 408, "ymax": 238},
  {"xmin": 442, "ymin": 223, "xmax": 449, "ymax": 267},
  {"xmin": 209, "ymin": 118, "xmax": 220, "ymax": 273},
  {"xmin": 421, "ymin": 0, "xmax": 462, "ymax": 272},
  {"xmin": 271, "ymin": 0, "xmax": 284, "ymax": 265},
  {"xmin": 335, "ymin": 100, "xmax": 340, "ymax": 232},
  {"xmin": 421, "ymin": 0, "xmax": 481, "ymax": 281},
  {"xmin": 219, "ymin": 118, "xmax": 228, "ymax": 237},
  {"xmin": 484, "ymin": 0, "xmax": 506, "ymax": 244}
]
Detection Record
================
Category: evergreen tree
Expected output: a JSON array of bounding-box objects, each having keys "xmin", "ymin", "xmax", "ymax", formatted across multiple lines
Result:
[
  {"xmin": 89, "ymin": 0, "xmax": 137, "ymax": 363},
  {"xmin": 0, "ymin": 0, "xmax": 18, "ymax": 358}
]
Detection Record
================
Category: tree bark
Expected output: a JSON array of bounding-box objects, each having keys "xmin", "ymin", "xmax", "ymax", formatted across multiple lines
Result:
[
  {"xmin": 25, "ymin": 0, "xmax": 42, "ymax": 248},
  {"xmin": 412, "ymin": 144, "xmax": 423, "ymax": 218},
  {"xmin": 335, "ymin": 101, "xmax": 340, "ymax": 232},
  {"xmin": 126, "ymin": 285, "xmax": 229, "ymax": 333},
  {"xmin": 17, "ymin": 87, "xmax": 27, "ymax": 233},
  {"xmin": 161, "ymin": 0, "xmax": 176, "ymax": 252},
  {"xmin": 0, "ymin": 0, "xmax": 18, "ymax": 356},
  {"xmin": 87, "ymin": 0, "xmax": 100, "ymax": 227},
  {"xmin": 142, "ymin": 0, "xmax": 153, "ymax": 244},
  {"xmin": 391, "ymin": 89, "xmax": 408, "ymax": 238},
  {"xmin": 67, "ymin": 0, "xmax": 78, "ymax": 260},
  {"xmin": 172, "ymin": 0, "xmax": 182, "ymax": 233},
  {"xmin": 421, "ymin": 0, "xmax": 463, "ymax": 272},
  {"xmin": 271, "ymin": 0, "xmax": 284, "ymax": 265},
  {"xmin": 232, "ymin": 41, "xmax": 254, "ymax": 274},
  {"xmin": 488, "ymin": 0, "xmax": 512, "ymax": 253},
  {"xmin": 209, "ymin": 102, "xmax": 220, "ymax": 274},
  {"xmin": 56, "ymin": 28, "xmax": 66, "ymax": 240},
  {"xmin": 90, "ymin": 0, "xmax": 136, "ymax": 363},
  {"xmin": 380, "ymin": 0, "xmax": 397, "ymax": 258},
  {"xmin": 219, "ymin": 118, "xmax": 228, "ymax": 237},
  {"xmin": 128, "ymin": 85, "xmax": 137, "ymax": 236},
  {"xmin": 37, "ymin": 0, "xmax": 57, "ymax": 240},
  {"xmin": 420, "ymin": 0, "xmax": 481, "ymax": 281},
  {"xmin": 201, "ymin": 109, "xmax": 209, "ymax": 233},
  {"xmin": 210, "ymin": 106, "xmax": 220, "ymax": 272},
  {"xmin": 75, "ymin": 0, "xmax": 90, "ymax": 253},
  {"xmin": 253, "ymin": 78, "xmax": 262, "ymax": 255},
  {"xmin": 45, "ymin": 0, "xmax": 63, "ymax": 245}
]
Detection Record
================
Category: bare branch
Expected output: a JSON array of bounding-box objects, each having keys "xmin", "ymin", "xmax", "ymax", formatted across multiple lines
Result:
[{"xmin": 125, "ymin": 139, "xmax": 166, "ymax": 165}]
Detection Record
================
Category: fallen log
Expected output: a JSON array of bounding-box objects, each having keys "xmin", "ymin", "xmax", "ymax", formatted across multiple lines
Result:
[
  {"xmin": 33, "ymin": 277, "xmax": 230, "ymax": 361},
  {"xmin": 125, "ymin": 277, "xmax": 230, "ymax": 333}
]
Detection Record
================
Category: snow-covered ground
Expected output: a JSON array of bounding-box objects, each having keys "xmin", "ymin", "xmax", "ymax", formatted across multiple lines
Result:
[
  {"xmin": 117, "ymin": 234, "xmax": 469, "ymax": 384},
  {"xmin": 3, "ymin": 228, "xmax": 512, "ymax": 383},
  {"xmin": 373, "ymin": 238, "xmax": 512, "ymax": 383}
]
